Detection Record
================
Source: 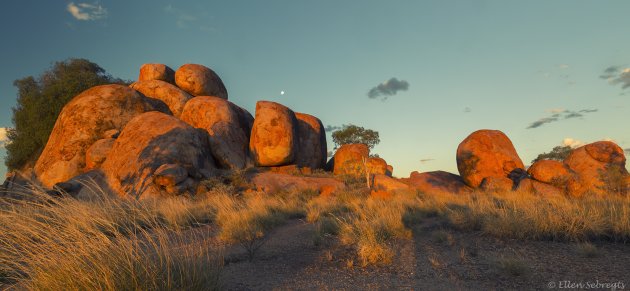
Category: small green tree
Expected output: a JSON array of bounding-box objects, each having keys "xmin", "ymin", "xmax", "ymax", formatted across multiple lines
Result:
[
  {"xmin": 5, "ymin": 58, "xmax": 126, "ymax": 170},
  {"xmin": 331, "ymin": 124, "xmax": 380, "ymax": 150},
  {"xmin": 531, "ymin": 146, "xmax": 572, "ymax": 164}
]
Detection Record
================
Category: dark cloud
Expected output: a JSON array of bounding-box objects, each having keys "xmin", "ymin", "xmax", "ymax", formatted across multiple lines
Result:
[
  {"xmin": 367, "ymin": 78, "xmax": 409, "ymax": 100},
  {"xmin": 420, "ymin": 158, "xmax": 435, "ymax": 163},
  {"xmin": 463, "ymin": 107, "xmax": 471, "ymax": 113},
  {"xmin": 600, "ymin": 66, "xmax": 630, "ymax": 90},
  {"xmin": 527, "ymin": 109, "xmax": 598, "ymax": 129},
  {"xmin": 324, "ymin": 125, "xmax": 341, "ymax": 132}
]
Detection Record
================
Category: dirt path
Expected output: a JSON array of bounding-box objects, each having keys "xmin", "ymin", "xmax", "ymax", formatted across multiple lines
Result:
[{"xmin": 218, "ymin": 219, "xmax": 630, "ymax": 290}]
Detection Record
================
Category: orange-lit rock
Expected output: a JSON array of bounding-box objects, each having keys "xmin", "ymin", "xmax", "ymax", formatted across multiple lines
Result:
[
  {"xmin": 407, "ymin": 171, "xmax": 472, "ymax": 194},
  {"xmin": 181, "ymin": 96, "xmax": 252, "ymax": 169},
  {"xmin": 480, "ymin": 176, "xmax": 513, "ymax": 193},
  {"xmin": 371, "ymin": 174, "xmax": 410, "ymax": 192},
  {"xmin": 564, "ymin": 141, "xmax": 629, "ymax": 196},
  {"xmin": 175, "ymin": 64, "xmax": 228, "ymax": 99},
  {"xmin": 85, "ymin": 138, "xmax": 115, "ymax": 170},
  {"xmin": 366, "ymin": 157, "xmax": 388, "ymax": 175},
  {"xmin": 101, "ymin": 112, "xmax": 216, "ymax": 199},
  {"xmin": 249, "ymin": 101, "xmax": 298, "ymax": 166},
  {"xmin": 130, "ymin": 80, "xmax": 192, "ymax": 117},
  {"xmin": 138, "ymin": 63, "xmax": 175, "ymax": 84},
  {"xmin": 333, "ymin": 144, "xmax": 369, "ymax": 176},
  {"xmin": 34, "ymin": 85, "xmax": 166, "ymax": 188},
  {"xmin": 251, "ymin": 172, "xmax": 345, "ymax": 195},
  {"xmin": 528, "ymin": 160, "xmax": 572, "ymax": 184},
  {"xmin": 456, "ymin": 129, "xmax": 525, "ymax": 188}
]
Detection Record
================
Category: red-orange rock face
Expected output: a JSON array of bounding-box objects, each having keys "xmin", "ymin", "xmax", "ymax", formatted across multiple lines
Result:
[
  {"xmin": 181, "ymin": 96, "xmax": 252, "ymax": 170},
  {"xmin": 85, "ymin": 138, "xmax": 115, "ymax": 170},
  {"xmin": 479, "ymin": 176, "xmax": 514, "ymax": 193},
  {"xmin": 333, "ymin": 144, "xmax": 369, "ymax": 176},
  {"xmin": 101, "ymin": 112, "xmax": 216, "ymax": 199},
  {"xmin": 295, "ymin": 112, "xmax": 327, "ymax": 170},
  {"xmin": 138, "ymin": 63, "xmax": 175, "ymax": 84},
  {"xmin": 528, "ymin": 160, "xmax": 572, "ymax": 184},
  {"xmin": 249, "ymin": 101, "xmax": 298, "ymax": 166},
  {"xmin": 251, "ymin": 172, "xmax": 345, "ymax": 195},
  {"xmin": 130, "ymin": 80, "xmax": 192, "ymax": 117},
  {"xmin": 366, "ymin": 157, "xmax": 388, "ymax": 175},
  {"xmin": 175, "ymin": 64, "xmax": 228, "ymax": 99},
  {"xmin": 456, "ymin": 129, "xmax": 525, "ymax": 188},
  {"xmin": 516, "ymin": 178, "xmax": 563, "ymax": 196},
  {"xmin": 34, "ymin": 85, "xmax": 165, "ymax": 188},
  {"xmin": 407, "ymin": 171, "xmax": 472, "ymax": 195},
  {"xmin": 564, "ymin": 141, "xmax": 629, "ymax": 196},
  {"xmin": 371, "ymin": 174, "xmax": 410, "ymax": 192}
]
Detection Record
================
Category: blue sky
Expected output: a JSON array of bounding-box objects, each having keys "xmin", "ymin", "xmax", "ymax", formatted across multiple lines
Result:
[{"xmin": 1, "ymin": 0, "xmax": 630, "ymax": 179}]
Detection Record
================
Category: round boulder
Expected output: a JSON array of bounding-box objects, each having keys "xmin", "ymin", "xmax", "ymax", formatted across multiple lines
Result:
[
  {"xmin": 249, "ymin": 101, "xmax": 298, "ymax": 166},
  {"xmin": 130, "ymin": 80, "xmax": 192, "ymax": 117},
  {"xmin": 180, "ymin": 96, "xmax": 251, "ymax": 170},
  {"xmin": 175, "ymin": 64, "xmax": 228, "ymax": 99},
  {"xmin": 333, "ymin": 144, "xmax": 369, "ymax": 176},
  {"xmin": 295, "ymin": 112, "xmax": 327, "ymax": 169},
  {"xmin": 456, "ymin": 129, "xmax": 525, "ymax": 188},
  {"xmin": 366, "ymin": 157, "xmax": 388, "ymax": 176},
  {"xmin": 85, "ymin": 138, "xmax": 115, "ymax": 170},
  {"xmin": 406, "ymin": 171, "xmax": 472, "ymax": 195},
  {"xmin": 138, "ymin": 63, "xmax": 175, "ymax": 84},
  {"xmin": 34, "ymin": 84, "xmax": 166, "ymax": 188},
  {"xmin": 564, "ymin": 141, "xmax": 629, "ymax": 196},
  {"xmin": 101, "ymin": 112, "xmax": 216, "ymax": 199}
]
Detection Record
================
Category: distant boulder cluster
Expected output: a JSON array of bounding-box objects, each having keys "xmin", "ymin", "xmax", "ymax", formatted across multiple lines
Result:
[{"xmin": 374, "ymin": 129, "xmax": 630, "ymax": 197}]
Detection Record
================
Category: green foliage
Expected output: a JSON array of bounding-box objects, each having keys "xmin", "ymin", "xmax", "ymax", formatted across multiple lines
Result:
[
  {"xmin": 331, "ymin": 124, "xmax": 380, "ymax": 149},
  {"xmin": 5, "ymin": 58, "xmax": 126, "ymax": 170},
  {"xmin": 531, "ymin": 145, "xmax": 572, "ymax": 164}
]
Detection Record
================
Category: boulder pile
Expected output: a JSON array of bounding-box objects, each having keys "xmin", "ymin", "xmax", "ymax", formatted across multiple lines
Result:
[{"xmin": 31, "ymin": 63, "xmax": 331, "ymax": 199}]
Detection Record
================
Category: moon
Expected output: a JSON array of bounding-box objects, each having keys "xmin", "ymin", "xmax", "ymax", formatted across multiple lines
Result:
[{"xmin": 280, "ymin": 91, "xmax": 285, "ymax": 95}]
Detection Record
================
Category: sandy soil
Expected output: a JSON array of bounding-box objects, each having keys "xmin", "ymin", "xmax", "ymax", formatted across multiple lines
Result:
[{"xmin": 217, "ymin": 219, "xmax": 630, "ymax": 290}]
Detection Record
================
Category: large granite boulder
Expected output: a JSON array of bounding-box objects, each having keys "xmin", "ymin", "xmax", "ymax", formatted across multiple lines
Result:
[
  {"xmin": 295, "ymin": 112, "xmax": 327, "ymax": 169},
  {"xmin": 249, "ymin": 101, "xmax": 298, "ymax": 166},
  {"xmin": 180, "ymin": 96, "xmax": 252, "ymax": 170},
  {"xmin": 333, "ymin": 144, "xmax": 369, "ymax": 177},
  {"xmin": 34, "ymin": 85, "xmax": 166, "ymax": 188},
  {"xmin": 564, "ymin": 141, "xmax": 629, "ymax": 196},
  {"xmin": 100, "ymin": 112, "xmax": 216, "ymax": 199},
  {"xmin": 456, "ymin": 129, "xmax": 525, "ymax": 188},
  {"xmin": 175, "ymin": 64, "xmax": 228, "ymax": 99}
]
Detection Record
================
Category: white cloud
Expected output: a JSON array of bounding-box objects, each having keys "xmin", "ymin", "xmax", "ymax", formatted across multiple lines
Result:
[
  {"xmin": 562, "ymin": 138, "xmax": 584, "ymax": 148},
  {"xmin": 0, "ymin": 128, "xmax": 9, "ymax": 147},
  {"xmin": 558, "ymin": 64, "xmax": 569, "ymax": 69},
  {"xmin": 67, "ymin": 2, "xmax": 107, "ymax": 21}
]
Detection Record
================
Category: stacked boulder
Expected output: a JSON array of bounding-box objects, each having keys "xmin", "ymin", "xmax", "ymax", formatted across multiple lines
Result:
[
  {"xmin": 330, "ymin": 143, "xmax": 389, "ymax": 177},
  {"xmin": 32, "ymin": 63, "xmax": 329, "ymax": 199}
]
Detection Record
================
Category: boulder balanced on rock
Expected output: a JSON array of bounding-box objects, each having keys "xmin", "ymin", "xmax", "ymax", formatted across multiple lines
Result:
[
  {"xmin": 130, "ymin": 80, "xmax": 192, "ymax": 117},
  {"xmin": 456, "ymin": 129, "xmax": 525, "ymax": 189},
  {"xmin": 175, "ymin": 64, "xmax": 228, "ymax": 99},
  {"xmin": 138, "ymin": 63, "xmax": 176, "ymax": 84},
  {"xmin": 34, "ymin": 84, "xmax": 168, "ymax": 188},
  {"xmin": 100, "ymin": 112, "xmax": 216, "ymax": 199},
  {"xmin": 295, "ymin": 112, "xmax": 327, "ymax": 169}
]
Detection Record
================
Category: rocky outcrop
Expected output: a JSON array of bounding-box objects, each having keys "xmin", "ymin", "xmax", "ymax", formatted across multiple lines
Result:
[
  {"xmin": 405, "ymin": 171, "xmax": 472, "ymax": 195},
  {"xmin": 516, "ymin": 178, "xmax": 563, "ymax": 196},
  {"xmin": 249, "ymin": 101, "xmax": 298, "ymax": 166},
  {"xmin": 295, "ymin": 113, "xmax": 327, "ymax": 169},
  {"xmin": 85, "ymin": 138, "xmax": 115, "ymax": 170},
  {"xmin": 130, "ymin": 80, "xmax": 192, "ymax": 117},
  {"xmin": 333, "ymin": 144, "xmax": 369, "ymax": 176},
  {"xmin": 456, "ymin": 129, "xmax": 525, "ymax": 188},
  {"xmin": 564, "ymin": 141, "xmax": 629, "ymax": 196},
  {"xmin": 175, "ymin": 64, "xmax": 228, "ymax": 99},
  {"xmin": 251, "ymin": 172, "xmax": 345, "ymax": 195},
  {"xmin": 138, "ymin": 63, "xmax": 175, "ymax": 84},
  {"xmin": 371, "ymin": 174, "xmax": 410, "ymax": 192},
  {"xmin": 100, "ymin": 112, "xmax": 216, "ymax": 199},
  {"xmin": 366, "ymin": 157, "xmax": 388, "ymax": 175},
  {"xmin": 479, "ymin": 176, "xmax": 514, "ymax": 193},
  {"xmin": 34, "ymin": 84, "xmax": 167, "ymax": 188},
  {"xmin": 528, "ymin": 160, "xmax": 572, "ymax": 184},
  {"xmin": 181, "ymin": 96, "xmax": 252, "ymax": 170}
]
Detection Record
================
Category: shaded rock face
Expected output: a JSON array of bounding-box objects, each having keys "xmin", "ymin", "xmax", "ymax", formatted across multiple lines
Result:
[
  {"xmin": 295, "ymin": 112, "xmax": 327, "ymax": 169},
  {"xmin": 175, "ymin": 64, "xmax": 228, "ymax": 99},
  {"xmin": 249, "ymin": 101, "xmax": 298, "ymax": 167},
  {"xmin": 251, "ymin": 172, "xmax": 345, "ymax": 195},
  {"xmin": 371, "ymin": 174, "xmax": 410, "ymax": 192},
  {"xmin": 130, "ymin": 80, "xmax": 192, "ymax": 117},
  {"xmin": 406, "ymin": 171, "xmax": 472, "ymax": 195},
  {"xmin": 181, "ymin": 96, "xmax": 252, "ymax": 170},
  {"xmin": 564, "ymin": 141, "xmax": 629, "ymax": 196},
  {"xmin": 101, "ymin": 112, "xmax": 216, "ymax": 199},
  {"xmin": 138, "ymin": 63, "xmax": 175, "ymax": 84},
  {"xmin": 456, "ymin": 129, "xmax": 525, "ymax": 188},
  {"xmin": 34, "ymin": 85, "xmax": 167, "ymax": 188},
  {"xmin": 333, "ymin": 144, "xmax": 369, "ymax": 176},
  {"xmin": 85, "ymin": 138, "xmax": 115, "ymax": 170}
]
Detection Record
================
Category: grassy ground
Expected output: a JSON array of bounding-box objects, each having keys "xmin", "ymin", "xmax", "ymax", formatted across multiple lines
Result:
[{"xmin": 1, "ymin": 175, "xmax": 629, "ymax": 289}]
